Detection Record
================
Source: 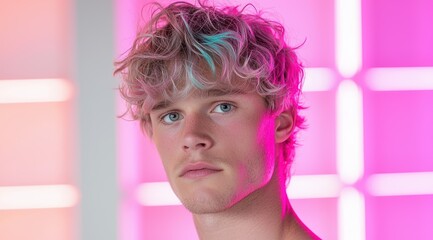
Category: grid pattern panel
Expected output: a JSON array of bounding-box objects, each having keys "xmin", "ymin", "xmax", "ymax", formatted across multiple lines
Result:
[{"xmin": 117, "ymin": 0, "xmax": 433, "ymax": 239}]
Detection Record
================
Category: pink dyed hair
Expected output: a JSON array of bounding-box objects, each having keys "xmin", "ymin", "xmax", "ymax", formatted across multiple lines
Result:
[{"xmin": 114, "ymin": 1, "xmax": 306, "ymax": 176}]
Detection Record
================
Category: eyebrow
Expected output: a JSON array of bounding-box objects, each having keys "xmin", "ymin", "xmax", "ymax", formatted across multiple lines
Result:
[
  {"xmin": 151, "ymin": 100, "xmax": 173, "ymax": 111},
  {"xmin": 150, "ymin": 88, "xmax": 247, "ymax": 111},
  {"xmin": 205, "ymin": 88, "xmax": 247, "ymax": 97}
]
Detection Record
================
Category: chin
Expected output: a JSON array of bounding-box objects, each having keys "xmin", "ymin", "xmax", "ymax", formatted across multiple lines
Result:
[{"xmin": 179, "ymin": 191, "xmax": 234, "ymax": 214}]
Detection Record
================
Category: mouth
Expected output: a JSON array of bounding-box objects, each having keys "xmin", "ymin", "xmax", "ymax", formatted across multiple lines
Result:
[{"xmin": 180, "ymin": 162, "xmax": 222, "ymax": 179}]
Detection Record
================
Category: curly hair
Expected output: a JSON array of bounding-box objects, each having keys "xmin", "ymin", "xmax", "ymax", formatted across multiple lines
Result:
[{"xmin": 114, "ymin": 1, "xmax": 306, "ymax": 176}]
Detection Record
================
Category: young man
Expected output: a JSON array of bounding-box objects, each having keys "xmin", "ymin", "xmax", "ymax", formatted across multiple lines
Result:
[{"xmin": 115, "ymin": 1, "xmax": 319, "ymax": 239}]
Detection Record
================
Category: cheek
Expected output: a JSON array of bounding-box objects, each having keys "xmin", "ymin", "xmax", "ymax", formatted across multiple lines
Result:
[
  {"xmin": 257, "ymin": 116, "xmax": 276, "ymax": 165},
  {"xmin": 229, "ymin": 115, "xmax": 276, "ymax": 183},
  {"xmin": 256, "ymin": 120, "xmax": 277, "ymax": 180},
  {"xmin": 153, "ymin": 129, "xmax": 179, "ymax": 169},
  {"xmin": 153, "ymin": 123, "xmax": 179, "ymax": 150}
]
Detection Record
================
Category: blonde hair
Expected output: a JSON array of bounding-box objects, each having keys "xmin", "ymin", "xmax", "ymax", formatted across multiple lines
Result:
[{"xmin": 114, "ymin": 1, "xmax": 306, "ymax": 174}]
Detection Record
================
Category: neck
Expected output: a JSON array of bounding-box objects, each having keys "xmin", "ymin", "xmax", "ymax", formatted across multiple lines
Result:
[{"xmin": 192, "ymin": 160, "xmax": 318, "ymax": 240}]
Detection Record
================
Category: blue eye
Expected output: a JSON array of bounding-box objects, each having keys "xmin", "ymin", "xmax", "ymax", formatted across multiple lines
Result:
[
  {"xmin": 214, "ymin": 103, "xmax": 233, "ymax": 113},
  {"xmin": 161, "ymin": 112, "xmax": 183, "ymax": 124}
]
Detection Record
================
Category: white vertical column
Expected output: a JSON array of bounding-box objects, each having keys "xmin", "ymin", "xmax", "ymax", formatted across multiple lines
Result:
[
  {"xmin": 336, "ymin": 80, "xmax": 364, "ymax": 185},
  {"xmin": 335, "ymin": 0, "xmax": 365, "ymax": 239},
  {"xmin": 75, "ymin": 0, "xmax": 118, "ymax": 239},
  {"xmin": 336, "ymin": 80, "xmax": 365, "ymax": 239},
  {"xmin": 338, "ymin": 188, "xmax": 366, "ymax": 240},
  {"xmin": 336, "ymin": 0, "xmax": 362, "ymax": 78}
]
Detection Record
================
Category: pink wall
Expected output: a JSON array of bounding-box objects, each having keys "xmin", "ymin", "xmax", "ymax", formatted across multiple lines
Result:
[
  {"xmin": 362, "ymin": 0, "xmax": 433, "ymax": 239},
  {"xmin": 0, "ymin": 0, "xmax": 77, "ymax": 240}
]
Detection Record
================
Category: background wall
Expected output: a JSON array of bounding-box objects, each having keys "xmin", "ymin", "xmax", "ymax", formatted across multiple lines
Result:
[
  {"xmin": 0, "ymin": 0, "xmax": 78, "ymax": 239},
  {"xmin": 0, "ymin": 0, "xmax": 432, "ymax": 239},
  {"xmin": 0, "ymin": 0, "xmax": 117, "ymax": 239}
]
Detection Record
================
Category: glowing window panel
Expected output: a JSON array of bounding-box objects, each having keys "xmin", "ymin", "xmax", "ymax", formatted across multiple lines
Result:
[
  {"xmin": 136, "ymin": 182, "xmax": 180, "ymax": 206},
  {"xmin": 338, "ymin": 187, "xmax": 365, "ymax": 240},
  {"xmin": 365, "ymin": 67, "xmax": 433, "ymax": 91},
  {"xmin": 0, "ymin": 78, "xmax": 73, "ymax": 103},
  {"xmin": 367, "ymin": 172, "xmax": 433, "ymax": 196},
  {"xmin": 303, "ymin": 68, "xmax": 336, "ymax": 92},
  {"xmin": 288, "ymin": 174, "xmax": 342, "ymax": 199},
  {"xmin": 336, "ymin": 80, "xmax": 364, "ymax": 184},
  {"xmin": 335, "ymin": 0, "xmax": 362, "ymax": 78},
  {"xmin": 0, "ymin": 184, "xmax": 79, "ymax": 210}
]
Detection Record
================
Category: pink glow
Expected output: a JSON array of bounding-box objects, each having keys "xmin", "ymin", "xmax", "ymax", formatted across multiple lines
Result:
[
  {"xmin": 295, "ymin": 91, "xmax": 337, "ymax": 175},
  {"xmin": 361, "ymin": 1, "xmax": 433, "ymax": 238},
  {"xmin": 363, "ymin": 90, "xmax": 433, "ymax": 174},
  {"xmin": 362, "ymin": 0, "xmax": 433, "ymax": 67},
  {"xmin": 117, "ymin": 0, "xmax": 433, "ymax": 239},
  {"xmin": 140, "ymin": 206, "xmax": 198, "ymax": 239},
  {"xmin": 366, "ymin": 195, "xmax": 433, "ymax": 239},
  {"xmin": 0, "ymin": 0, "xmax": 73, "ymax": 79},
  {"xmin": 0, "ymin": 1, "xmax": 76, "ymax": 240},
  {"xmin": 291, "ymin": 198, "xmax": 338, "ymax": 239},
  {"xmin": 0, "ymin": 102, "xmax": 76, "ymax": 186},
  {"xmin": 256, "ymin": 0, "xmax": 335, "ymax": 67},
  {"xmin": 115, "ymin": 0, "xmax": 145, "ymax": 240},
  {"xmin": 120, "ymin": 199, "xmax": 142, "ymax": 240},
  {"xmin": 0, "ymin": 208, "xmax": 77, "ymax": 240}
]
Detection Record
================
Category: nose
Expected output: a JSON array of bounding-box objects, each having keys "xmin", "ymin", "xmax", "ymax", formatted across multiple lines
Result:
[{"xmin": 182, "ymin": 114, "xmax": 213, "ymax": 151}]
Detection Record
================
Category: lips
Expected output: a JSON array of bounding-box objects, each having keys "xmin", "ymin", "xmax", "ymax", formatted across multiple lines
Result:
[{"xmin": 179, "ymin": 162, "xmax": 222, "ymax": 178}]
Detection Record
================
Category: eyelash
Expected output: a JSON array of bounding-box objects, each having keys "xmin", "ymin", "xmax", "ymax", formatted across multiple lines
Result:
[
  {"xmin": 160, "ymin": 111, "xmax": 183, "ymax": 124},
  {"xmin": 212, "ymin": 102, "xmax": 235, "ymax": 113},
  {"xmin": 159, "ymin": 102, "xmax": 236, "ymax": 125}
]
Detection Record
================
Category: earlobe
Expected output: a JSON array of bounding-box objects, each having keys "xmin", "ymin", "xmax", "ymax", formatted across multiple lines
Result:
[{"xmin": 275, "ymin": 110, "xmax": 294, "ymax": 143}]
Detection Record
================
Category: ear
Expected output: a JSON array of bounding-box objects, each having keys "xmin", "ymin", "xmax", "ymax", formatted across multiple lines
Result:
[{"xmin": 275, "ymin": 109, "xmax": 294, "ymax": 143}]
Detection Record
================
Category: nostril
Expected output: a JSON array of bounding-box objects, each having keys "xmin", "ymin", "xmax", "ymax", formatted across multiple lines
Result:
[
  {"xmin": 197, "ymin": 143, "xmax": 206, "ymax": 148},
  {"xmin": 182, "ymin": 132, "xmax": 213, "ymax": 151},
  {"xmin": 183, "ymin": 142, "xmax": 208, "ymax": 151}
]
